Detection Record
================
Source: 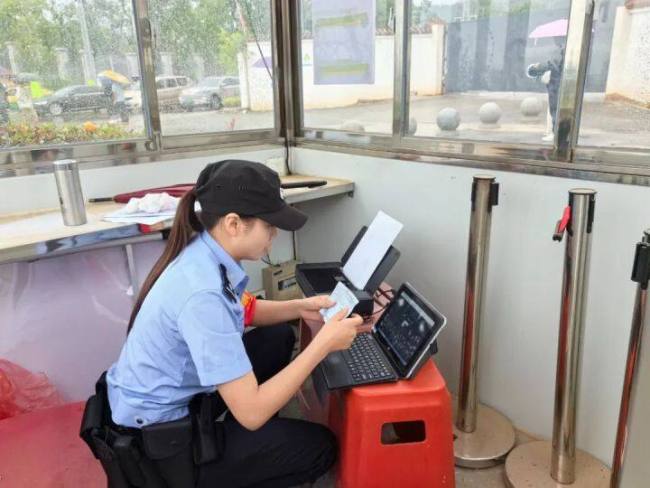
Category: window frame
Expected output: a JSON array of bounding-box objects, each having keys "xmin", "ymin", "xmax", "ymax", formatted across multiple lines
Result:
[
  {"xmin": 3, "ymin": 0, "xmax": 649, "ymax": 185},
  {"xmin": 289, "ymin": 0, "xmax": 650, "ymax": 185},
  {"xmin": 0, "ymin": 0, "xmax": 284, "ymax": 178}
]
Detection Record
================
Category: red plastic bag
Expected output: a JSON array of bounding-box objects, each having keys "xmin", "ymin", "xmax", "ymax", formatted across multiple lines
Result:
[{"xmin": 0, "ymin": 359, "xmax": 64, "ymax": 420}]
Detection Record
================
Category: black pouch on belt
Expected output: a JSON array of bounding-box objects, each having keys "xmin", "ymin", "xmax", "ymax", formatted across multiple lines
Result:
[
  {"xmin": 190, "ymin": 393, "xmax": 225, "ymax": 465},
  {"xmin": 140, "ymin": 416, "xmax": 196, "ymax": 488}
]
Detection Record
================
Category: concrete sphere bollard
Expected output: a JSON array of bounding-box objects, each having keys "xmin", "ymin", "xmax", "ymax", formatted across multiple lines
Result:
[
  {"xmin": 479, "ymin": 102, "xmax": 502, "ymax": 125},
  {"xmin": 341, "ymin": 121, "xmax": 366, "ymax": 132},
  {"xmin": 521, "ymin": 97, "xmax": 543, "ymax": 117},
  {"xmin": 436, "ymin": 108, "xmax": 460, "ymax": 131},
  {"xmin": 408, "ymin": 117, "xmax": 417, "ymax": 136}
]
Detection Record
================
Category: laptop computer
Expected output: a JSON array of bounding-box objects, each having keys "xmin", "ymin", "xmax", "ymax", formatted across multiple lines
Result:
[{"xmin": 315, "ymin": 283, "xmax": 447, "ymax": 390}]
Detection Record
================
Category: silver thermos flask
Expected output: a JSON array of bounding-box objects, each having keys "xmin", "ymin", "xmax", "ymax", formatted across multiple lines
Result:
[{"xmin": 53, "ymin": 159, "xmax": 87, "ymax": 226}]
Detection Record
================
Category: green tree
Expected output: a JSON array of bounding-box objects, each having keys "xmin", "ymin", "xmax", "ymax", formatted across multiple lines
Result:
[
  {"xmin": 0, "ymin": 0, "xmax": 266, "ymax": 85},
  {"xmin": 147, "ymin": 0, "xmax": 266, "ymax": 78},
  {"xmin": 0, "ymin": 0, "xmax": 60, "ymax": 77},
  {"xmin": 195, "ymin": 0, "xmax": 244, "ymax": 76},
  {"xmin": 84, "ymin": 0, "xmax": 138, "ymax": 58}
]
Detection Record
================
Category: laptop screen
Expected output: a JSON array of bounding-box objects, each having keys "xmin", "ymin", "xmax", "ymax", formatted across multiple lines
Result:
[{"xmin": 373, "ymin": 284, "xmax": 445, "ymax": 377}]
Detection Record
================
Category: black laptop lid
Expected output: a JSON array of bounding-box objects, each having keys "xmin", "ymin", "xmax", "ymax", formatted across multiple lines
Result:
[{"xmin": 372, "ymin": 283, "xmax": 446, "ymax": 377}]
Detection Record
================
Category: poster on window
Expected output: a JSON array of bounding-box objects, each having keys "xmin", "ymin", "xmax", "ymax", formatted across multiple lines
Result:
[{"xmin": 312, "ymin": 0, "xmax": 376, "ymax": 85}]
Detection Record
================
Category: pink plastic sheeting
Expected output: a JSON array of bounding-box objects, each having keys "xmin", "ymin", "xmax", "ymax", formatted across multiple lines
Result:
[
  {"xmin": 0, "ymin": 401, "xmax": 105, "ymax": 487},
  {"xmin": 0, "ymin": 359, "xmax": 64, "ymax": 420},
  {"xmin": 0, "ymin": 240, "xmax": 165, "ymax": 401}
]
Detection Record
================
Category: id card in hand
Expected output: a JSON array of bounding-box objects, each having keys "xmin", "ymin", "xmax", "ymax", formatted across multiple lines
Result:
[{"xmin": 320, "ymin": 282, "xmax": 359, "ymax": 322}]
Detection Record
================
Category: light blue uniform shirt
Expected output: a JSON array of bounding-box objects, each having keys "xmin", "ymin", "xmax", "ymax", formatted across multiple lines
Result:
[{"xmin": 107, "ymin": 231, "xmax": 252, "ymax": 428}]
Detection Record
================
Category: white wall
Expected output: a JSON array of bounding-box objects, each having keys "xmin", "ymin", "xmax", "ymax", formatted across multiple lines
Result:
[
  {"xmin": 237, "ymin": 46, "xmax": 274, "ymax": 112},
  {"xmin": 292, "ymin": 147, "xmax": 650, "ymax": 465},
  {"xmin": 0, "ymin": 148, "xmax": 283, "ymax": 215},
  {"xmin": 240, "ymin": 30, "xmax": 445, "ymax": 112},
  {"xmin": 606, "ymin": 6, "xmax": 650, "ymax": 106},
  {"xmin": 410, "ymin": 29, "xmax": 445, "ymax": 96}
]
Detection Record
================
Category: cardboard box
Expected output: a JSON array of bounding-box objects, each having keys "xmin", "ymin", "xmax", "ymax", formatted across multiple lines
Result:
[{"xmin": 262, "ymin": 260, "xmax": 302, "ymax": 300}]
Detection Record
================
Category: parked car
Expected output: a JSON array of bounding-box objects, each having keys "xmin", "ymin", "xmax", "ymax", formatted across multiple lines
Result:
[
  {"xmin": 179, "ymin": 76, "xmax": 239, "ymax": 111},
  {"xmin": 125, "ymin": 75, "xmax": 192, "ymax": 111},
  {"xmin": 33, "ymin": 85, "xmax": 110, "ymax": 116}
]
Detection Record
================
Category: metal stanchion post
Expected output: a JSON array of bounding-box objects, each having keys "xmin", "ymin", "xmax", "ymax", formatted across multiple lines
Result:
[
  {"xmin": 505, "ymin": 189, "xmax": 610, "ymax": 487},
  {"xmin": 610, "ymin": 230, "xmax": 650, "ymax": 487},
  {"xmin": 453, "ymin": 175, "xmax": 516, "ymax": 468}
]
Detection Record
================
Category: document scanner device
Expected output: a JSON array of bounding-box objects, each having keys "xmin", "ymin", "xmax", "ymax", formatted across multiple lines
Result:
[{"xmin": 295, "ymin": 226, "xmax": 400, "ymax": 316}]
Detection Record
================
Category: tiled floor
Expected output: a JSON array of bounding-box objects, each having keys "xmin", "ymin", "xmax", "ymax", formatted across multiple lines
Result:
[{"xmin": 452, "ymin": 431, "xmax": 537, "ymax": 488}]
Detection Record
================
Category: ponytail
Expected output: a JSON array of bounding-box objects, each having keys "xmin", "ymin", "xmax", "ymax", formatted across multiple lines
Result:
[{"xmin": 127, "ymin": 190, "xmax": 203, "ymax": 333}]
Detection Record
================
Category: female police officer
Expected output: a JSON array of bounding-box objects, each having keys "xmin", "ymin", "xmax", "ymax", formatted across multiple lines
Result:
[{"xmin": 106, "ymin": 160, "xmax": 363, "ymax": 487}]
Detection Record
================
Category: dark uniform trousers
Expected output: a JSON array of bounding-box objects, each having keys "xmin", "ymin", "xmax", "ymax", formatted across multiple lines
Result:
[{"xmin": 198, "ymin": 323, "xmax": 337, "ymax": 488}]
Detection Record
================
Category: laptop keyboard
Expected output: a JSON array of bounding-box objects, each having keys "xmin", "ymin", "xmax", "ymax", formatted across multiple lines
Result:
[{"xmin": 347, "ymin": 333, "xmax": 394, "ymax": 383}]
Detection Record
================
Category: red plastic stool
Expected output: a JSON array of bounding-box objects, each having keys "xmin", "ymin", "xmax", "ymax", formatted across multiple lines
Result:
[
  {"xmin": 0, "ymin": 402, "xmax": 105, "ymax": 487},
  {"xmin": 329, "ymin": 360, "xmax": 455, "ymax": 488}
]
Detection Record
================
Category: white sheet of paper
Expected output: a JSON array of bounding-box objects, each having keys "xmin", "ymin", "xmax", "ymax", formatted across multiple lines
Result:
[
  {"xmin": 103, "ymin": 215, "xmax": 174, "ymax": 225},
  {"xmin": 104, "ymin": 207, "xmax": 176, "ymax": 219},
  {"xmin": 342, "ymin": 211, "xmax": 403, "ymax": 290},
  {"xmin": 103, "ymin": 207, "xmax": 175, "ymax": 225},
  {"xmin": 320, "ymin": 281, "xmax": 359, "ymax": 322}
]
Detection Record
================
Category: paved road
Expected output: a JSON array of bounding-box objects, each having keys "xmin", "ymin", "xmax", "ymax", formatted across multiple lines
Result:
[{"xmin": 5, "ymin": 92, "xmax": 649, "ymax": 149}]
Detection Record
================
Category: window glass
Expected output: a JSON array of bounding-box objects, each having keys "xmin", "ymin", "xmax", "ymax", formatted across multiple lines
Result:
[
  {"xmin": 407, "ymin": 0, "xmax": 571, "ymax": 144},
  {"xmin": 0, "ymin": 0, "xmax": 144, "ymax": 148},
  {"xmin": 300, "ymin": 0, "xmax": 396, "ymax": 134},
  {"xmin": 577, "ymin": 0, "xmax": 650, "ymax": 149},
  {"xmin": 149, "ymin": 0, "xmax": 275, "ymax": 135}
]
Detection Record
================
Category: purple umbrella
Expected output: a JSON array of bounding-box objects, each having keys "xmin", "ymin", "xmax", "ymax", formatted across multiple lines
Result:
[
  {"xmin": 253, "ymin": 56, "xmax": 273, "ymax": 69},
  {"xmin": 529, "ymin": 19, "xmax": 568, "ymax": 39}
]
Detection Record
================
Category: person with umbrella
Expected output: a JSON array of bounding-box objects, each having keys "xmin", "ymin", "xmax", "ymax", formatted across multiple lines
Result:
[
  {"xmin": 98, "ymin": 70, "xmax": 130, "ymax": 123},
  {"xmin": 526, "ymin": 19, "xmax": 567, "ymax": 142}
]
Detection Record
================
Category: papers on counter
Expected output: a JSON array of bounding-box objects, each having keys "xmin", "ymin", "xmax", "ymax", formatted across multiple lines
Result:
[
  {"xmin": 103, "ymin": 212, "xmax": 174, "ymax": 225},
  {"xmin": 102, "ymin": 192, "xmax": 178, "ymax": 225}
]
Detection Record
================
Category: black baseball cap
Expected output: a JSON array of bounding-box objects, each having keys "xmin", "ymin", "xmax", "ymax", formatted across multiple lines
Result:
[{"xmin": 194, "ymin": 160, "xmax": 308, "ymax": 231}]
